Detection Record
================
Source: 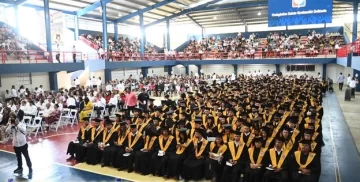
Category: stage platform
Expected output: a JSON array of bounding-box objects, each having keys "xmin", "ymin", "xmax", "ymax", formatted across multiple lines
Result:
[{"xmin": 0, "ymin": 92, "xmax": 359, "ymax": 182}]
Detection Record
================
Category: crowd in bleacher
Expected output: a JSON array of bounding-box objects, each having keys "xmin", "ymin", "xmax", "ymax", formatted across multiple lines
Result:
[{"xmin": 184, "ymin": 30, "xmax": 344, "ymax": 59}]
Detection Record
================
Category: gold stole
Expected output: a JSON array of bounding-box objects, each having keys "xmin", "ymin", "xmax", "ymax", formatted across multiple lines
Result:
[
  {"xmin": 316, "ymin": 106, "xmax": 322, "ymax": 112},
  {"xmin": 138, "ymin": 121, "xmax": 149, "ymax": 133},
  {"xmin": 193, "ymin": 138, "xmax": 208, "ymax": 158},
  {"xmin": 269, "ymin": 148, "xmax": 289, "ymax": 168},
  {"xmin": 263, "ymin": 114, "xmax": 272, "ymax": 123},
  {"xmin": 312, "ymin": 132, "xmax": 319, "ymax": 141},
  {"xmin": 227, "ymin": 117, "xmax": 237, "ymax": 125},
  {"xmin": 284, "ymin": 139, "xmax": 293, "ymax": 150},
  {"xmin": 81, "ymin": 126, "xmax": 93, "ymax": 140},
  {"xmin": 111, "ymin": 122, "xmax": 120, "ymax": 131},
  {"xmin": 294, "ymin": 151, "xmax": 316, "ymax": 169},
  {"xmin": 241, "ymin": 133, "xmax": 255, "ymax": 147},
  {"xmin": 298, "ymin": 142, "xmax": 317, "ymax": 152},
  {"xmin": 202, "ymin": 114, "xmax": 207, "ymax": 126},
  {"xmin": 144, "ymin": 136, "xmax": 157, "ymax": 150},
  {"xmin": 211, "ymin": 111, "xmax": 217, "ymax": 118},
  {"xmin": 159, "ymin": 135, "xmax": 174, "ymax": 152},
  {"xmin": 103, "ymin": 128, "xmax": 116, "ymax": 143},
  {"xmin": 291, "ymin": 129, "xmax": 300, "ymax": 142},
  {"xmin": 218, "ymin": 124, "xmax": 224, "ymax": 133},
  {"xmin": 190, "ymin": 129, "xmax": 195, "ymax": 139},
  {"xmin": 248, "ymin": 113, "xmax": 254, "ymax": 120},
  {"xmin": 264, "ymin": 137, "xmax": 274, "ymax": 150},
  {"xmin": 214, "ymin": 116, "xmax": 219, "ymax": 126},
  {"xmin": 223, "ymin": 133, "xmax": 234, "ymax": 143},
  {"xmin": 117, "ymin": 131, "xmax": 130, "ymax": 144},
  {"xmin": 92, "ymin": 126, "xmax": 104, "ymax": 141},
  {"xmin": 176, "ymin": 139, "xmax": 192, "ymax": 154},
  {"xmin": 248, "ymin": 147, "xmax": 267, "ymax": 164},
  {"xmin": 175, "ymin": 128, "xmax": 180, "ymax": 143},
  {"xmin": 210, "ymin": 142, "xmax": 227, "ymax": 154},
  {"xmin": 228, "ymin": 141, "xmax": 245, "ymax": 161},
  {"xmin": 127, "ymin": 132, "xmax": 142, "ymax": 148}
]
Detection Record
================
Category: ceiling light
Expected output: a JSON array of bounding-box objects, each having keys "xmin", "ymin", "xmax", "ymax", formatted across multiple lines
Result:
[
  {"xmin": 118, "ymin": 12, "xmax": 122, "ymax": 17},
  {"xmin": 99, "ymin": 9, "xmax": 103, "ymax": 13},
  {"xmin": 213, "ymin": 16, "xmax": 217, "ymax": 20},
  {"xmin": 257, "ymin": 12, "xmax": 261, "ymax": 16}
]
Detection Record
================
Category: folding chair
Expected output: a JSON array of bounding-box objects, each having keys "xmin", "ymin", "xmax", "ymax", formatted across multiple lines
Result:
[
  {"xmin": 27, "ymin": 117, "xmax": 44, "ymax": 137},
  {"xmin": 21, "ymin": 116, "xmax": 32, "ymax": 124},
  {"xmin": 37, "ymin": 111, "xmax": 44, "ymax": 117},
  {"xmin": 61, "ymin": 108, "xmax": 71, "ymax": 125},
  {"xmin": 69, "ymin": 109, "xmax": 78, "ymax": 126}
]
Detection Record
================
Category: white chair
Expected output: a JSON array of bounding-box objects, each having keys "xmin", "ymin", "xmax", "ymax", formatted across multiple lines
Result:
[
  {"xmin": 61, "ymin": 108, "xmax": 71, "ymax": 125},
  {"xmin": 21, "ymin": 116, "xmax": 32, "ymax": 124},
  {"xmin": 69, "ymin": 109, "xmax": 78, "ymax": 126},
  {"xmin": 52, "ymin": 110, "xmax": 68, "ymax": 131},
  {"xmin": 27, "ymin": 117, "xmax": 44, "ymax": 137},
  {"xmin": 37, "ymin": 111, "xmax": 44, "ymax": 117}
]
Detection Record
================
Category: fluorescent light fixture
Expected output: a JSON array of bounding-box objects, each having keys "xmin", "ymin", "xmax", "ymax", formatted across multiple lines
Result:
[
  {"xmin": 257, "ymin": 12, "xmax": 261, "ymax": 16},
  {"xmin": 213, "ymin": 16, "xmax": 217, "ymax": 20}
]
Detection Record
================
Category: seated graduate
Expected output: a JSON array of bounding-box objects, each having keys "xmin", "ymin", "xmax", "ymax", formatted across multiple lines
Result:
[
  {"xmin": 100, "ymin": 119, "xmax": 118, "ymax": 167},
  {"xmin": 262, "ymin": 137, "xmax": 290, "ymax": 182},
  {"xmin": 113, "ymin": 121, "xmax": 130, "ymax": 168},
  {"xmin": 66, "ymin": 117, "xmax": 94, "ymax": 162},
  {"xmin": 295, "ymin": 129, "xmax": 321, "ymax": 155},
  {"xmin": 222, "ymin": 124, "xmax": 234, "ymax": 144},
  {"xmin": 221, "ymin": 130, "xmax": 249, "ymax": 182},
  {"xmin": 166, "ymin": 128, "xmax": 193, "ymax": 180},
  {"xmin": 245, "ymin": 137, "xmax": 267, "ymax": 182},
  {"xmin": 261, "ymin": 127, "xmax": 274, "ymax": 150},
  {"xmin": 240, "ymin": 122, "xmax": 256, "ymax": 148},
  {"xmin": 86, "ymin": 118, "xmax": 104, "ymax": 165},
  {"xmin": 134, "ymin": 129, "xmax": 158, "ymax": 175},
  {"xmin": 204, "ymin": 116, "xmax": 217, "ymax": 137},
  {"xmin": 182, "ymin": 128, "xmax": 209, "ymax": 180},
  {"xmin": 204, "ymin": 134, "xmax": 227, "ymax": 181},
  {"xmin": 151, "ymin": 126, "xmax": 176, "ymax": 177},
  {"xmin": 118, "ymin": 123, "xmax": 144, "ymax": 173},
  {"xmin": 291, "ymin": 140, "xmax": 320, "ymax": 182}
]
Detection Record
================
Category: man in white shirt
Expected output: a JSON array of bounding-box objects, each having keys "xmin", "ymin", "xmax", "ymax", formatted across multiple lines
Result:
[
  {"xmin": 117, "ymin": 81, "xmax": 125, "ymax": 92},
  {"xmin": 66, "ymin": 95, "xmax": 76, "ymax": 109},
  {"xmin": 43, "ymin": 103, "xmax": 54, "ymax": 117},
  {"xmin": 347, "ymin": 74, "xmax": 352, "ymax": 86},
  {"xmin": 91, "ymin": 76, "xmax": 97, "ymax": 89},
  {"xmin": 11, "ymin": 85, "xmax": 18, "ymax": 99},
  {"xmin": 267, "ymin": 70, "xmax": 271, "ymax": 76},
  {"xmin": 106, "ymin": 93, "xmax": 118, "ymax": 115},
  {"xmin": 106, "ymin": 82, "xmax": 113, "ymax": 91},
  {"xmin": 6, "ymin": 118, "xmax": 33, "ymax": 174},
  {"xmin": 38, "ymin": 85, "xmax": 44, "ymax": 94},
  {"xmin": 94, "ymin": 94, "xmax": 106, "ymax": 118},
  {"xmin": 350, "ymin": 77, "xmax": 356, "ymax": 98},
  {"xmin": 97, "ymin": 77, "xmax": 102, "ymax": 89}
]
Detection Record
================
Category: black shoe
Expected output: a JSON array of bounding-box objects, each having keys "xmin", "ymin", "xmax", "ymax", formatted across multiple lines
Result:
[
  {"xmin": 29, "ymin": 168, "xmax": 33, "ymax": 174},
  {"xmin": 101, "ymin": 164, "xmax": 105, "ymax": 167},
  {"xmin": 128, "ymin": 169, "xmax": 133, "ymax": 173},
  {"xmin": 14, "ymin": 168, "xmax": 23, "ymax": 173}
]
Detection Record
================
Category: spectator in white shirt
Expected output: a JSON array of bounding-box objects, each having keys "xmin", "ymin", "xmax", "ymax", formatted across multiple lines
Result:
[
  {"xmin": 347, "ymin": 74, "xmax": 352, "ymax": 86},
  {"xmin": 5, "ymin": 90, "xmax": 12, "ymax": 102},
  {"xmin": 106, "ymin": 93, "xmax": 118, "ymax": 115},
  {"xmin": 97, "ymin": 77, "xmax": 102, "ymax": 89},
  {"xmin": 11, "ymin": 85, "xmax": 18, "ymax": 98},
  {"xmin": 42, "ymin": 103, "xmax": 54, "ymax": 117},
  {"xmin": 19, "ymin": 85, "xmax": 25, "ymax": 96},
  {"xmin": 350, "ymin": 77, "xmax": 356, "ymax": 98},
  {"xmin": 38, "ymin": 85, "xmax": 44, "ymax": 94},
  {"xmin": 267, "ymin": 70, "xmax": 271, "ymax": 76},
  {"xmin": 94, "ymin": 94, "xmax": 106, "ymax": 118},
  {"xmin": 75, "ymin": 77, "xmax": 80, "ymax": 87},
  {"xmin": 106, "ymin": 82, "xmax": 113, "ymax": 91},
  {"xmin": 91, "ymin": 76, "xmax": 97, "ymax": 89},
  {"xmin": 66, "ymin": 95, "xmax": 76, "ymax": 109},
  {"xmin": 117, "ymin": 81, "xmax": 125, "ymax": 92},
  {"xmin": 25, "ymin": 101, "xmax": 38, "ymax": 117}
]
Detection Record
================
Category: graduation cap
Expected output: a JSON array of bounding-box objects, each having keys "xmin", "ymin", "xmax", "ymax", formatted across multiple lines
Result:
[
  {"xmin": 161, "ymin": 126, "xmax": 170, "ymax": 132},
  {"xmin": 119, "ymin": 121, "xmax": 126, "ymax": 126},
  {"xmin": 104, "ymin": 116, "xmax": 110, "ymax": 120},
  {"xmin": 134, "ymin": 108, "xmax": 143, "ymax": 113},
  {"xmin": 138, "ymin": 115, "xmax": 145, "ymax": 119},
  {"xmin": 224, "ymin": 124, "xmax": 232, "ymax": 129},
  {"xmin": 194, "ymin": 118, "xmax": 202, "ymax": 124},
  {"xmin": 195, "ymin": 128, "xmax": 207, "ymax": 137},
  {"xmin": 178, "ymin": 128, "xmax": 187, "ymax": 132},
  {"xmin": 299, "ymin": 140, "xmax": 312, "ymax": 145},
  {"xmin": 130, "ymin": 123, "xmax": 137, "ymax": 129},
  {"xmin": 82, "ymin": 116, "xmax": 90, "ymax": 121},
  {"xmin": 105, "ymin": 119, "xmax": 113, "ymax": 125},
  {"xmin": 115, "ymin": 113, "xmax": 122, "ymax": 117},
  {"xmin": 192, "ymin": 107, "xmax": 199, "ymax": 110},
  {"xmin": 187, "ymin": 92, "xmax": 194, "ymax": 95},
  {"xmin": 253, "ymin": 137, "xmax": 263, "ymax": 143},
  {"xmin": 275, "ymin": 137, "xmax": 285, "ymax": 142},
  {"xmin": 233, "ymin": 130, "xmax": 241, "ymax": 135},
  {"xmin": 166, "ymin": 110, "xmax": 174, "ymax": 115},
  {"xmin": 93, "ymin": 118, "xmax": 102, "ymax": 123},
  {"xmin": 242, "ymin": 122, "xmax": 252, "ymax": 128},
  {"xmin": 282, "ymin": 126, "xmax": 291, "ymax": 132},
  {"xmin": 152, "ymin": 117, "xmax": 161, "ymax": 121}
]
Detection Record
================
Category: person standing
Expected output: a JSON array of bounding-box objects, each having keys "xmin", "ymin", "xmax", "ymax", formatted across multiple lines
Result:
[
  {"xmin": 125, "ymin": 87, "xmax": 137, "ymax": 116},
  {"xmin": 347, "ymin": 74, "xmax": 352, "ymax": 87},
  {"xmin": 72, "ymin": 45, "xmax": 76, "ymax": 63},
  {"xmin": 137, "ymin": 88, "xmax": 149, "ymax": 111},
  {"xmin": 350, "ymin": 77, "xmax": 356, "ymax": 98},
  {"xmin": 337, "ymin": 72, "xmax": 345, "ymax": 91},
  {"xmin": 6, "ymin": 118, "xmax": 32, "ymax": 174}
]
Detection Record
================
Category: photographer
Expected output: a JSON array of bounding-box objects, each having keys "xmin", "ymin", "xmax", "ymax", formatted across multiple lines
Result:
[{"xmin": 5, "ymin": 118, "xmax": 32, "ymax": 174}]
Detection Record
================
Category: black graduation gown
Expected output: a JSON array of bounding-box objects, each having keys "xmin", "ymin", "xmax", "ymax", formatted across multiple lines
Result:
[
  {"xmin": 166, "ymin": 139, "xmax": 193, "ymax": 178},
  {"xmin": 86, "ymin": 127, "xmax": 104, "ymax": 165},
  {"xmin": 101, "ymin": 130, "xmax": 118, "ymax": 166},
  {"xmin": 291, "ymin": 152, "xmax": 320, "ymax": 182},
  {"xmin": 113, "ymin": 131, "xmax": 129, "ymax": 168},
  {"xmin": 182, "ymin": 139, "xmax": 210, "ymax": 180},
  {"xmin": 221, "ymin": 142, "xmax": 249, "ymax": 182},
  {"xmin": 151, "ymin": 136, "xmax": 176, "ymax": 176},
  {"xmin": 245, "ymin": 148, "xmax": 267, "ymax": 182},
  {"xmin": 134, "ymin": 136, "xmax": 157, "ymax": 175},
  {"xmin": 262, "ymin": 150, "xmax": 290, "ymax": 182},
  {"xmin": 118, "ymin": 133, "xmax": 144, "ymax": 171},
  {"xmin": 204, "ymin": 144, "xmax": 226, "ymax": 181},
  {"xmin": 66, "ymin": 126, "xmax": 93, "ymax": 159}
]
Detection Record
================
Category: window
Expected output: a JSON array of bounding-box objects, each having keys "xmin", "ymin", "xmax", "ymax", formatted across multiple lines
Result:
[{"xmin": 286, "ymin": 65, "xmax": 315, "ymax": 72}]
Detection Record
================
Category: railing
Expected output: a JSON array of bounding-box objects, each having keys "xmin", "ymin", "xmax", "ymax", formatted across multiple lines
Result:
[
  {"xmin": 0, "ymin": 50, "xmax": 83, "ymax": 64},
  {"xmin": 336, "ymin": 39, "xmax": 360, "ymax": 57},
  {"xmin": 0, "ymin": 49, "xmax": 337, "ymax": 64},
  {"xmin": 79, "ymin": 36, "xmax": 99, "ymax": 50}
]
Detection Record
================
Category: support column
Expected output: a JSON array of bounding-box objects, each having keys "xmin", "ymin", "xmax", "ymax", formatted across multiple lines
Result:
[
  {"xmin": 196, "ymin": 65, "xmax": 202, "ymax": 76},
  {"xmin": 166, "ymin": 18, "xmax": 170, "ymax": 51},
  {"xmin": 353, "ymin": 69, "xmax": 360, "ymax": 91},
  {"xmin": 233, "ymin": 64, "xmax": 238, "ymax": 78},
  {"xmin": 74, "ymin": 15, "xmax": 79, "ymax": 40},
  {"xmin": 14, "ymin": 5, "xmax": 19, "ymax": 34},
  {"xmin": 140, "ymin": 13, "xmax": 145, "ymax": 54},
  {"xmin": 104, "ymin": 69, "xmax": 112, "ymax": 82},
  {"xmin": 44, "ymin": 0, "xmax": 52, "ymax": 62},
  {"xmin": 275, "ymin": 64, "xmax": 280, "ymax": 73},
  {"xmin": 167, "ymin": 66, "xmax": 173, "ymax": 75},
  {"xmin": 245, "ymin": 24, "xmax": 248, "ymax": 33},
  {"xmin": 114, "ymin": 22, "xmax": 118, "ymax": 41},
  {"xmin": 184, "ymin": 65, "xmax": 189, "ymax": 75},
  {"xmin": 49, "ymin": 72, "xmax": 58, "ymax": 91},
  {"xmin": 353, "ymin": 0, "xmax": 359, "ymax": 42},
  {"xmin": 141, "ymin": 67, "xmax": 149, "ymax": 78},
  {"xmin": 201, "ymin": 28, "xmax": 204, "ymax": 38},
  {"xmin": 101, "ymin": 2, "xmax": 108, "ymax": 50},
  {"xmin": 322, "ymin": 64, "xmax": 327, "ymax": 79}
]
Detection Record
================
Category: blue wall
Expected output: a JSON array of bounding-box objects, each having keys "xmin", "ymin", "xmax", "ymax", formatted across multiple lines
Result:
[
  {"xmin": 84, "ymin": 59, "xmax": 106, "ymax": 72},
  {"xmin": 337, "ymin": 57, "xmax": 348, "ymax": 67},
  {"xmin": 351, "ymin": 56, "xmax": 360, "ymax": 71},
  {"xmin": 0, "ymin": 63, "xmax": 84, "ymax": 74}
]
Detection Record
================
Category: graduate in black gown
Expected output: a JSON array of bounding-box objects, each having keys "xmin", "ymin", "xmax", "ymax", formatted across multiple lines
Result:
[
  {"xmin": 182, "ymin": 128, "xmax": 209, "ymax": 180},
  {"xmin": 291, "ymin": 140, "xmax": 320, "ymax": 182},
  {"xmin": 245, "ymin": 137, "xmax": 267, "ymax": 182},
  {"xmin": 221, "ymin": 130, "xmax": 249, "ymax": 182},
  {"xmin": 262, "ymin": 137, "xmax": 290, "ymax": 182},
  {"xmin": 113, "ymin": 122, "xmax": 130, "ymax": 168},
  {"xmin": 101, "ymin": 119, "xmax": 118, "ymax": 167},
  {"xmin": 151, "ymin": 126, "xmax": 176, "ymax": 177},
  {"xmin": 166, "ymin": 128, "xmax": 193, "ymax": 180},
  {"xmin": 66, "ymin": 117, "xmax": 94, "ymax": 162},
  {"xmin": 204, "ymin": 134, "xmax": 227, "ymax": 181},
  {"xmin": 86, "ymin": 118, "xmax": 104, "ymax": 165},
  {"xmin": 118, "ymin": 123, "xmax": 144, "ymax": 172},
  {"xmin": 134, "ymin": 129, "xmax": 158, "ymax": 175}
]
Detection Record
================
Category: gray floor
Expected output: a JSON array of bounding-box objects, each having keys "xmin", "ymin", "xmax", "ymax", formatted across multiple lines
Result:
[{"xmin": 320, "ymin": 85, "xmax": 360, "ymax": 182}]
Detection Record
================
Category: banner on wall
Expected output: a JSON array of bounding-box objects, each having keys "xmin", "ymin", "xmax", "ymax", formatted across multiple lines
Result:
[{"xmin": 268, "ymin": 0, "xmax": 333, "ymax": 27}]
